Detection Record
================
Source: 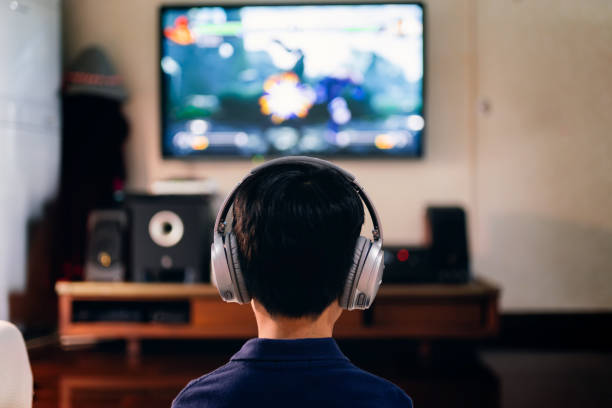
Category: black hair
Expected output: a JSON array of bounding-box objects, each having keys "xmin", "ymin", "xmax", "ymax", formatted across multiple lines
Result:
[{"xmin": 232, "ymin": 163, "xmax": 365, "ymax": 318}]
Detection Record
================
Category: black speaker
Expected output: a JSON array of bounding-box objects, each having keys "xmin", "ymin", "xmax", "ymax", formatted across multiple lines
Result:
[
  {"xmin": 426, "ymin": 206, "xmax": 470, "ymax": 283},
  {"xmin": 125, "ymin": 194, "xmax": 214, "ymax": 283},
  {"xmin": 85, "ymin": 210, "xmax": 127, "ymax": 282},
  {"xmin": 383, "ymin": 246, "xmax": 432, "ymax": 283}
]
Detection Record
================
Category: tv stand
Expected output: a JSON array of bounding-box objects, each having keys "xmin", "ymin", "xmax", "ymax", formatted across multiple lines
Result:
[{"xmin": 56, "ymin": 278, "xmax": 499, "ymax": 356}]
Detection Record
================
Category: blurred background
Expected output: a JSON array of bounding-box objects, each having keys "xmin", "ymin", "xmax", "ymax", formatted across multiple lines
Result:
[{"xmin": 0, "ymin": 1, "xmax": 611, "ymax": 407}]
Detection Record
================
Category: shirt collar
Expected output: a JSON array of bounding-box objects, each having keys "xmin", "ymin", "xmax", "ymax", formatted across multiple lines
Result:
[{"xmin": 231, "ymin": 337, "xmax": 349, "ymax": 362}]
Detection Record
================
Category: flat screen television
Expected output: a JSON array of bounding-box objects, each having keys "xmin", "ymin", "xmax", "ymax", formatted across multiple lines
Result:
[{"xmin": 160, "ymin": 3, "xmax": 425, "ymax": 159}]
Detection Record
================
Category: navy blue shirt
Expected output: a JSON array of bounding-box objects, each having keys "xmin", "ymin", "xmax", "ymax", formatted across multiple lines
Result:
[{"xmin": 172, "ymin": 338, "xmax": 412, "ymax": 408}]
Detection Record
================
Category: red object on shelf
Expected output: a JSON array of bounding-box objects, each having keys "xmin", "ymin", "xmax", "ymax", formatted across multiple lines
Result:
[{"xmin": 396, "ymin": 249, "xmax": 410, "ymax": 262}]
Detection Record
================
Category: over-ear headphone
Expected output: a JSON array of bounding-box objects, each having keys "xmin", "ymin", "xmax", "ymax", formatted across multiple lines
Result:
[{"xmin": 210, "ymin": 156, "xmax": 384, "ymax": 310}]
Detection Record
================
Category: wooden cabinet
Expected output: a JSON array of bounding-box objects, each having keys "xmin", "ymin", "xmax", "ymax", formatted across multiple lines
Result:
[{"xmin": 56, "ymin": 279, "xmax": 499, "ymax": 350}]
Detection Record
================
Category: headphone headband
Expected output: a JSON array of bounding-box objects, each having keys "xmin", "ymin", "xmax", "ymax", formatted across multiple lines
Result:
[
  {"xmin": 214, "ymin": 156, "xmax": 383, "ymax": 241},
  {"xmin": 250, "ymin": 156, "xmax": 356, "ymax": 180}
]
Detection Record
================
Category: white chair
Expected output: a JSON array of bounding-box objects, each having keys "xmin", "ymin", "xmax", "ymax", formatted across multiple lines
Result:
[{"xmin": 0, "ymin": 321, "xmax": 33, "ymax": 408}]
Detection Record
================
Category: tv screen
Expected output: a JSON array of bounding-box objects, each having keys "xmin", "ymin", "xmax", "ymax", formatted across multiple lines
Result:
[{"xmin": 160, "ymin": 3, "xmax": 425, "ymax": 159}]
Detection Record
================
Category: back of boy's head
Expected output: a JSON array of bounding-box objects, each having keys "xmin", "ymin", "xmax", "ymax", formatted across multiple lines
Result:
[{"xmin": 232, "ymin": 163, "xmax": 365, "ymax": 318}]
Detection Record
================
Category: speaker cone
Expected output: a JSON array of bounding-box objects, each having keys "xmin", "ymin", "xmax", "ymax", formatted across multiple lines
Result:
[{"xmin": 148, "ymin": 210, "xmax": 184, "ymax": 247}]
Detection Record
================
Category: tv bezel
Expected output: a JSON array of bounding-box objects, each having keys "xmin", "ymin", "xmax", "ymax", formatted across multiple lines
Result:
[{"xmin": 159, "ymin": 1, "xmax": 426, "ymax": 160}]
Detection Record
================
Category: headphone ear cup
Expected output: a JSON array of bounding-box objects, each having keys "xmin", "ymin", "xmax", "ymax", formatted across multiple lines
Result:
[
  {"xmin": 339, "ymin": 236, "xmax": 371, "ymax": 309},
  {"xmin": 227, "ymin": 233, "xmax": 250, "ymax": 303},
  {"xmin": 211, "ymin": 233, "xmax": 233, "ymax": 301},
  {"xmin": 354, "ymin": 243, "xmax": 384, "ymax": 309}
]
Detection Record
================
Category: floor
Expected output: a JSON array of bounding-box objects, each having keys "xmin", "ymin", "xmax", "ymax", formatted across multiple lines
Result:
[{"xmin": 29, "ymin": 340, "xmax": 612, "ymax": 408}]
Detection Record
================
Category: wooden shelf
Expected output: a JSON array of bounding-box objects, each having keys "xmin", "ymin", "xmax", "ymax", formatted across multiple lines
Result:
[
  {"xmin": 55, "ymin": 282, "xmax": 220, "ymax": 299},
  {"xmin": 56, "ymin": 279, "xmax": 499, "ymax": 299},
  {"xmin": 56, "ymin": 278, "xmax": 500, "ymax": 349}
]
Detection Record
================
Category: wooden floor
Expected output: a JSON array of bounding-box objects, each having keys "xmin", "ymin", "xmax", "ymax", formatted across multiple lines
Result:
[{"xmin": 29, "ymin": 340, "xmax": 612, "ymax": 408}]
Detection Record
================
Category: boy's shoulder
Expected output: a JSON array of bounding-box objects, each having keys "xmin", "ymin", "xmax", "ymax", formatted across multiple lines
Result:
[
  {"xmin": 172, "ymin": 360, "xmax": 412, "ymax": 408},
  {"xmin": 172, "ymin": 363, "xmax": 235, "ymax": 406},
  {"xmin": 341, "ymin": 362, "xmax": 413, "ymax": 406}
]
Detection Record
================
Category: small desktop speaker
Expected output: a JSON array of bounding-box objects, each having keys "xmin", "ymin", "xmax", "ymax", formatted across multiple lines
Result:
[
  {"xmin": 85, "ymin": 209, "xmax": 127, "ymax": 282},
  {"xmin": 125, "ymin": 194, "xmax": 214, "ymax": 283},
  {"xmin": 426, "ymin": 206, "xmax": 470, "ymax": 283}
]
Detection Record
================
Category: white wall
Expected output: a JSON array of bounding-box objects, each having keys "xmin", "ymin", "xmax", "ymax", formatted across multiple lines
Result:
[
  {"xmin": 0, "ymin": 0, "xmax": 61, "ymax": 320},
  {"xmin": 474, "ymin": 0, "xmax": 612, "ymax": 310},
  {"xmin": 60, "ymin": 0, "xmax": 612, "ymax": 311}
]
